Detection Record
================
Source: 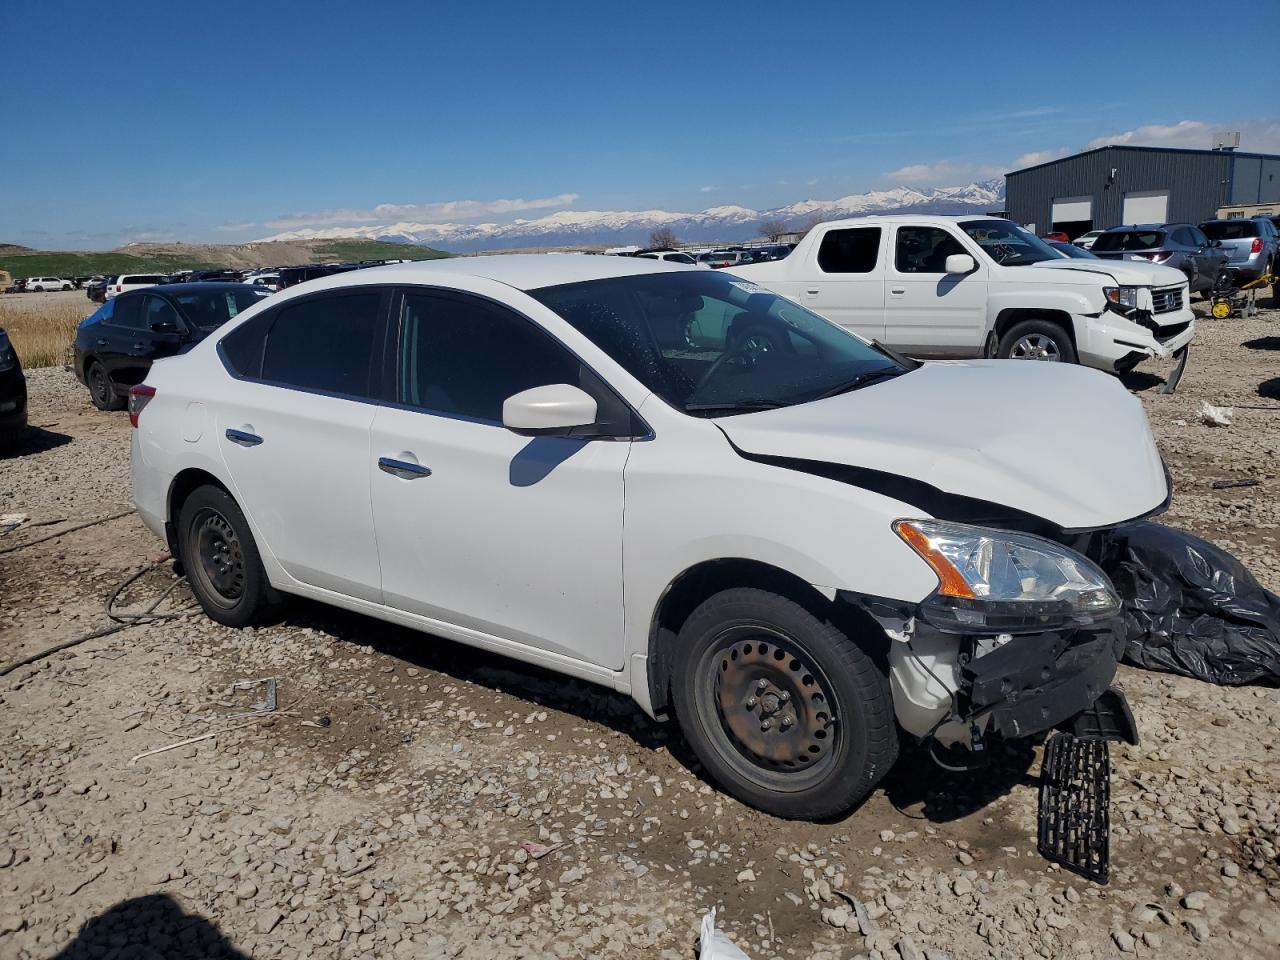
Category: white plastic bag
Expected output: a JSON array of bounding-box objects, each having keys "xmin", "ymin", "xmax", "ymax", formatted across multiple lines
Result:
[{"xmin": 699, "ymin": 908, "xmax": 752, "ymax": 960}]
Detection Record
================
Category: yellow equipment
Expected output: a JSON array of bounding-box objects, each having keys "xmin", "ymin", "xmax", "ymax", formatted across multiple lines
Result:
[{"xmin": 1208, "ymin": 272, "xmax": 1277, "ymax": 319}]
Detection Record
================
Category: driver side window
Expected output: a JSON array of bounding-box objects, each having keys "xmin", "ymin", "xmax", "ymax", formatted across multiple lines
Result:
[{"xmin": 895, "ymin": 226, "xmax": 966, "ymax": 274}]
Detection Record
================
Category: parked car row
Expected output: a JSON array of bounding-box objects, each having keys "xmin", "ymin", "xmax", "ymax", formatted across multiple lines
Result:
[{"xmin": 1074, "ymin": 216, "xmax": 1279, "ymax": 294}]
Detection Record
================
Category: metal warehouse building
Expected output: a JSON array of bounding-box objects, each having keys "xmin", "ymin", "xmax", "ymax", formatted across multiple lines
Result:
[{"xmin": 1005, "ymin": 145, "xmax": 1280, "ymax": 240}]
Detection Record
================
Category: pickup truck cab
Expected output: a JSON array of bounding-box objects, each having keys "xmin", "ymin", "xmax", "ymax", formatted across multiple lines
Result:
[{"xmin": 730, "ymin": 215, "xmax": 1195, "ymax": 374}]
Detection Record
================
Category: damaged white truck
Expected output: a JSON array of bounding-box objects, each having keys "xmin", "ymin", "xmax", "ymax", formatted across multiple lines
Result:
[
  {"xmin": 132, "ymin": 256, "xmax": 1151, "ymax": 879},
  {"xmin": 731, "ymin": 214, "xmax": 1194, "ymax": 385}
]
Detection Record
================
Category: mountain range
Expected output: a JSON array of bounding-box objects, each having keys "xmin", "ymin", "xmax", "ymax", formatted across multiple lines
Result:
[{"xmin": 258, "ymin": 179, "xmax": 1006, "ymax": 251}]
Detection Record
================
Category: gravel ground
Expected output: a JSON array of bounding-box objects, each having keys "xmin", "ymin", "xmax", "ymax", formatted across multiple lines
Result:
[{"xmin": 1, "ymin": 303, "xmax": 1278, "ymax": 960}]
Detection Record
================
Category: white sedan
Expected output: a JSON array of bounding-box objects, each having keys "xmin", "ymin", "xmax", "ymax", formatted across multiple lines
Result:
[{"xmin": 129, "ymin": 255, "xmax": 1155, "ymax": 819}]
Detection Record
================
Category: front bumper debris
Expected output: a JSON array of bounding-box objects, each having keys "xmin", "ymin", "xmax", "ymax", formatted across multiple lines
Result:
[
  {"xmin": 1038, "ymin": 732, "xmax": 1112, "ymax": 883},
  {"xmin": 961, "ymin": 627, "xmax": 1126, "ymax": 741}
]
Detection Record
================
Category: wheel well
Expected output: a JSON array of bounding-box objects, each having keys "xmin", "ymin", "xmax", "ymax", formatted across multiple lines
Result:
[
  {"xmin": 645, "ymin": 558, "xmax": 889, "ymax": 718},
  {"xmin": 166, "ymin": 468, "xmax": 230, "ymax": 554},
  {"xmin": 993, "ymin": 308, "xmax": 1076, "ymax": 348}
]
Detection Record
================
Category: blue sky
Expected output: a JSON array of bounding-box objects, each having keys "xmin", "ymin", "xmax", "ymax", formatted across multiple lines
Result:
[{"xmin": 2, "ymin": 1, "xmax": 1276, "ymax": 249}]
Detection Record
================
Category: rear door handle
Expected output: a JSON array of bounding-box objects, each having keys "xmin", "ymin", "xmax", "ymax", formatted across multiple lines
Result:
[
  {"xmin": 96, "ymin": 338, "xmax": 109, "ymax": 346},
  {"xmin": 378, "ymin": 457, "xmax": 432, "ymax": 479},
  {"xmin": 805, "ymin": 289, "xmax": 820, "ymax": 296},
  {"xmin": 225, "ymin": 428, "xmax": 263, "ymax": 447},
  {"xmin": 890, "ymin": 288, "xmax": 906, "ymax": 295}
]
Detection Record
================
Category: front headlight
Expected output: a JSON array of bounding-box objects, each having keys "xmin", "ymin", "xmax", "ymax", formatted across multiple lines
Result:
[
  {"xmin": 1103, "ymin": 285, "xmax": 1141, "ymax": 310},
  {"xmin": 894, "ymin": 519, "xmax": 1120, "ymax": 633}
]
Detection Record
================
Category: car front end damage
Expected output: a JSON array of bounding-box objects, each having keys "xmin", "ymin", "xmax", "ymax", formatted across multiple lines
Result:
[
  {"xmin": 846, "ymin": 518, "xmax": 1147, "ymax": 881},
  {"xmin": 1074, "ymin": 281, "xmax": 1195, "ymax": 382}
]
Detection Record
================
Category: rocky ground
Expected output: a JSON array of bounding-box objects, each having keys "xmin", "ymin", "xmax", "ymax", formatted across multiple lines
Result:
[{"xmin": 1, "ymin": 303, "xmax": 1278, "ymax": 960}]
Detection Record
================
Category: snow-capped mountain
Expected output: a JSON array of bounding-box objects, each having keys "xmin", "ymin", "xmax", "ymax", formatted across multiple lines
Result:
[{"xmin": 258, "ymin": 179, "xmax": 1004, "ymax": 251}]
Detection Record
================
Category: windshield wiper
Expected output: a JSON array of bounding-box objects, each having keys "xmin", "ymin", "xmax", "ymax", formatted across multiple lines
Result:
[
  {"xmin": 684, "ymin": 398, "xmax": 790, "ymax": 414},
  {"xmin": 814, "ymin": 366, "xmax": 906, "ymax": 400}
]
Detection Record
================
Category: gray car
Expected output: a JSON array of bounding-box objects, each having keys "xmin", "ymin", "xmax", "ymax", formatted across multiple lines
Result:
[
  {"xmin": 1198, "ymin": 217, "xmax": 1279, "ymax": 284},
  {"xmin": 1091, "ymin": 223, "xmax": 1228, "ymax": 294}
]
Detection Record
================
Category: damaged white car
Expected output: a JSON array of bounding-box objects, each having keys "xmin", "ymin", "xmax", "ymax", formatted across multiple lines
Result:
[{"xmin": 130, "ymin": 255, "xmax": 1150, "ymax": 824}]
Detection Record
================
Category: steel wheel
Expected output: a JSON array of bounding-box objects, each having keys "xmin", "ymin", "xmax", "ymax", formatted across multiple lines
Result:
[
  {"xmin": 190, "ymin": 507, "xmax": 246, "ymax": 608},
  {"xmin": 697, "ymin": 626, "xmax": 840, "ymax": 790},
  {"xmin": 1008, "ymin": 333, "xmax": 1062, "ymax": 361}
]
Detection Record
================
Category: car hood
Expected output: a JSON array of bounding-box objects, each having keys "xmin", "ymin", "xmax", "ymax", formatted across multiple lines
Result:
[
  {"xmin": 717, "ymin": 360, "xmax": 1168, "ymax": 531},
  {"xmin": 1036, "ymin": 258, "xmax": 1186, "ymax": 286}
]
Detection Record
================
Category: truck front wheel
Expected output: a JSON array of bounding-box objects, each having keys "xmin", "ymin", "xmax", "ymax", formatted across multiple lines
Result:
[
  {"xmin": 997, "ymin": 319, "xmax": 1077, "ymax": 364},
  {"xmin": 670, "ymin": 587, "xmax": 899, "ymax": 820}
]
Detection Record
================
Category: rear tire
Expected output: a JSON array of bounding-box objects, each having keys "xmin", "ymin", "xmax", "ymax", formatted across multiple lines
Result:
[
  {"xmin": 86, "ymin": 361, "xmax": 125, "ymax": 411},
  {"xmin": 177, "ymin": 485, "xmax": 281, "ymax": 627},
  {"xmin": 997, "ymin": 319, "xmax": 1077, "ymax": 364},
  {"xmin": 670, "ymin": 587, "xmax": 899, "ymax": 820}
]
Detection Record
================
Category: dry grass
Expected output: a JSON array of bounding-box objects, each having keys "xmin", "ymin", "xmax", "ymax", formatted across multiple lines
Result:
[{"xmin": 0, "ymin": 298, "xmax": 89, "ymax": 368}]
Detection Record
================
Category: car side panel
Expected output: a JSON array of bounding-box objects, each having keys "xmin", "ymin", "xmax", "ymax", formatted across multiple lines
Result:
[{"xmin": 619, "ymin": 400, "xmax": 939, "ymax": 715}]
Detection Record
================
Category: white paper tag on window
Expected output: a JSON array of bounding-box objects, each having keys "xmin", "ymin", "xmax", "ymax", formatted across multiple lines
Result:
[{"xmin": 728, "ymin": 281, "xmax": 762, "ymax": 296}]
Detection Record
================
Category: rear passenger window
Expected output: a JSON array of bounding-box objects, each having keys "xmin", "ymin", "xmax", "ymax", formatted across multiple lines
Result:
[
  {"xmin": 110, "ymin": 295, "xmax": 146, "ymax": 330},
  {"xmin": 259, "ymin": 291, "xmax": 383, "ymax": 397},
  {"xmin": 398, "ymin": 291, "xmax": 581, "ymax": 423},
  {"xmin": 817, "ymin": 228, "xmax": 881, "ymax": 273}
]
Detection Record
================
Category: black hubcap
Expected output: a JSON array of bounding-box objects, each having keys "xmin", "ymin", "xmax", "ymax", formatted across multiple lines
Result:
[
  {"xmin": 193, "ymin": 509, "xmax": 245, "ymax": 604},
  {"xmin": 712, "ymin": 631, "xmax": 837, "ymax": 773}
]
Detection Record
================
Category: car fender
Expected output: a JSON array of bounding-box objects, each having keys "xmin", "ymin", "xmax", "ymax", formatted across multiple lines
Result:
[
  {"xmin": 986, "ymin": 285, "xmax": 1099, "ymax": 340},
  {"xmin": 619, "ymin": 406, "xmax": 939, "ymax": 715}
]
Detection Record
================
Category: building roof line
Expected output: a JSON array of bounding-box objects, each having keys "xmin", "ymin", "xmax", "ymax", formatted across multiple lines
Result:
[{"xmin": 1006, "ymin": 144, "xmax": 1280, "ymax": 177}]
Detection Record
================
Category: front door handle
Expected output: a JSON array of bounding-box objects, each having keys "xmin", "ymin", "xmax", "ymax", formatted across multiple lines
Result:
[
  {"xmin": 225, "ymin": 428, "xmax": 263, "ymax": 447},
  {"xmin": 96, "ymin": 338, "xmax": 109, "ymax": 346},
  {"xmin": 378, "ymin": 457, "xmax": 432, "ymax": 479},
  {"xmin": 890, "ymin": 288, "xmax": 906, "ymax": 295}
]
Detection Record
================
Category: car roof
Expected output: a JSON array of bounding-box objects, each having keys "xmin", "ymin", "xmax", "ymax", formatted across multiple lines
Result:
[
  {"xmin": 122, "ymin": 282, "xmax": 262, "ymax": 296},
  {"xmin": 334, "ymin": 253, "xmax": 694, "ymax": 292}
]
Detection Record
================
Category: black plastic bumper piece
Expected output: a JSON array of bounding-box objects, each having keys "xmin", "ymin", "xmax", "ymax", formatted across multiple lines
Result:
[
  {"xmin": 1038, "ymin": 732, "xmax": 1111, "ymax": 884},
  {"xmin": 1060, "ymin": 686, "xmax": 1139, "ymax": 745},
  {"xmin": 963, "ymin": 629, "xmax": 1121, "ymax": 740}
]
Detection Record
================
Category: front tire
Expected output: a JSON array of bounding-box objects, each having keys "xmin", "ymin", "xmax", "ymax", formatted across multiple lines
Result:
[
  {"xmin": 178, "ymin": 485, "xmax": 281, "ymax": 627},
  {"xmin": 996, "ymin": 319, "xmax": 1077, "ymax": 364},
  {"xmin": 86, "ymin": 361, "xmax": 125, "ymax": 410},
  {"xmin": 670, "ymin": 588, "xmax": 899, "ymax": 820}
]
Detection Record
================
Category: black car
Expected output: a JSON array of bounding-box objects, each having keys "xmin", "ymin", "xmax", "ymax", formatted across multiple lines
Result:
[
  {"xmin": 73, "ymin": 282, "xmax": 270, "ymax": 410},
  {"xmin": 276, "ymin": 264, "xmax": 345, "ymax": 289},
  {"xmin": 0, "ymin": 328, "xmax": 27, "ymax": 448},
  {"xmin": 85, "ymin": 276, "xmax": 115, "ymax": 303}
]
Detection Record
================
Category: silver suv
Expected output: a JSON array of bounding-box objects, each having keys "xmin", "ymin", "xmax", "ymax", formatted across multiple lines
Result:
[
  {"xmin": 1198, "ymin": 217, "xmax": 1279, "ymax": 284},
  {"xmin": 1091, "ymin": 223, "xmax": 1228, "ymax": 294}
]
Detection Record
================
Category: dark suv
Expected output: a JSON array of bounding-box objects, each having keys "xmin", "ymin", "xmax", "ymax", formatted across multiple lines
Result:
[
  {"xmin": 1091, "ymin": 223, "xmax": 1229, "ymax": 293},
  {"xmin": 74, "ymin": 283, "xmax": 269, "ymax": 410},
  {"xmin": 0, "ymin": 328, "xmax": 27, "ymax": 448}
]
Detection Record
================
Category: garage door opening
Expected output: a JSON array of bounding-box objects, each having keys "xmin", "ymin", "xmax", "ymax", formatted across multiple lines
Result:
[
  {"xmin": 1051, "ymin": 196, "xmax": 1093, "ymax": 240},
  {"xmin": 1122, "ymin": 190, "xmax": 1169, "ymax": 225}
]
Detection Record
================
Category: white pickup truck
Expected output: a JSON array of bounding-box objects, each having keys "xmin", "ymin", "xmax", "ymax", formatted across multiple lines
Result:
[{"xmin": 730, "ymin": 215, "xmax": 1195, "ymax": 376}]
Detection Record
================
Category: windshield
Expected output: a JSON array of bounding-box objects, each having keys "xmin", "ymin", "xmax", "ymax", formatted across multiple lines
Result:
[
  {"xmin": 1092, "ymin": 231, "xmax": 1164, "ymax": 252},
  {"xmin": 960, "ymin": 220, "xmax": 1059, "ymax": 265},
  {"xmin": 1200, "ymin": 220, "xmax": 1259, "ymax": 240},
  {"xmin": 173, "ymin": 287, "xmax": 271, "ymax": 329},
  {"xmin": 530, "ymin": 271, "xmax": 904, "ymax": 416},
  {"xmin": 1049, "ymin": 241, "xmax": 1097, "ymax": 259}
]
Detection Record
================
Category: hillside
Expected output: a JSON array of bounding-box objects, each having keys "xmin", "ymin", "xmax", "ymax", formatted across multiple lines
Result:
[{"xmin": 0, "ymin": 239, "xmax": 451, "ymax": 279}]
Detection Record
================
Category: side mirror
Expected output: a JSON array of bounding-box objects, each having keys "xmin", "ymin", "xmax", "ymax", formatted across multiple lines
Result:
[
  {"xmin": 502, "ymin": 384, "xmax": 598, "ymax": 437},
  {"xmin": 945, "ymin": 253, "xmax": 976, "ymax": 274},
  {"xmin": 150, "ymin": 319, "xmax": 178, "ymax": 334}
]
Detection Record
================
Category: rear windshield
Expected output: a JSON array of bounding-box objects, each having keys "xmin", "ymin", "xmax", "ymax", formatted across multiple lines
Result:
[
  {"xmin": 1091, "ymin": 231, "xmax": 1164, "ymax": 252},
  {"xmin": 1200, "ymin": 221, "xmax": 1259, "ymax": 240},
  {"xmin": 122, "ymin": 274, "xmax": 166, "ymax": 284},
  {"xmin": 172, "ymin": 288, "xmax": 271, "ymax": 329}
]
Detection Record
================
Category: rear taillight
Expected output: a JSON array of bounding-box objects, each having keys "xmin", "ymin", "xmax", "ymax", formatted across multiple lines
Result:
[
  {"xmin": 1251, "ymin": 238, "xmax": 1264, "ymax": 254},
  {"xmin": 128, "ymin": 384, "xmax": 156, "ymax": 427}
]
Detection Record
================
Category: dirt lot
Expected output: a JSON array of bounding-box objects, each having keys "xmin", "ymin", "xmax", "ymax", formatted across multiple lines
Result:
[{"xmin": 1, "ymin": 302, "xmax": 1279, "ymax": 960}]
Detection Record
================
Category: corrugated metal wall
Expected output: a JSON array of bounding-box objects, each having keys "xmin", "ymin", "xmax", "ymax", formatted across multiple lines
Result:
[{"xmin": 1006, "ymin": 147, "xmax": 1240, "ymax": 230}]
